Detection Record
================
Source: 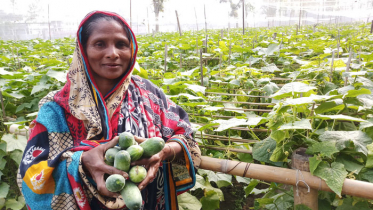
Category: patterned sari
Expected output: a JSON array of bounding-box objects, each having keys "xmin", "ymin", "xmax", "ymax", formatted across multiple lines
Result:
[{"xmin": 17, "ymin": 11, "xmax": 201, "ymax": 210}]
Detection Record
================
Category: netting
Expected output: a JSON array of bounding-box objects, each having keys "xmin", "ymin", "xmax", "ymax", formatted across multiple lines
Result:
[{"xmin": 1, "ymin": 0, "xmax": 373, "ymax": 40}]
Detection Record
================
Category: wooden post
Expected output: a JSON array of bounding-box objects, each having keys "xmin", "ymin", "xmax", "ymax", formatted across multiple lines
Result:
[
  {"xmin": 242, "ymin": 0, "xmax": 245, "ymax": 35},
  {"xmin": 292, "ymin": 148, "xmax": 318, "ymax": 210},
  {"xmin": 229, "ymin": 43, "xmax": 232, "ymax": 65},
  {"xmin": 204, "ymin": 5, "xmax": 207, "ymax": 34},
  {"xmin": 345, "ymin": 50, "xmax": 353, "ymax": 86},
  {"xmin": 194, "ymin": 7, "xmax": 198, "ymax": 31},
  {"xmin": 175, "ymin": 10, "xmax": 182, "ymax": 36},
  {"xmin": 164, "ymin": 44, "xmax": 168, "ymax": 73},
  {"xmin": 330, "ymin": 51, "xmax": 335, "ymax": 82},
  {"xmin": 205, "ymin": 35, "xmax": 208, "ymax": 53},
  {"xmin": 371, "ymin": 20, "xmax": 373, "ymax": 34},
  {"xmin": 196, "ymin": 36, "xmax": 199, "ymax": 54},
  {"xmin": 273, "ymin": 32, "xmax": 277, "ymax": 40},
  {"xmin": 200, "ymin": 49, "xmax": 204, "ymax": 86},
  {"xmin": 48, "ymin": 4, "xmax": 51, "ymax": 40},
  {"xmin": 298, "ymin": 1, "xmax": 302, "ymax": 34},
  {"xmin": 221, "ymin": 29, "xmax": 224, "ymax": 39}
]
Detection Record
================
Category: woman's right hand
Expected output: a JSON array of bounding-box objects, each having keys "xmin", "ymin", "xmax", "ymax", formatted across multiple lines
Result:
[{"xmin": 81, "ymin": 136, "xmax": 128, "ymax": 198}]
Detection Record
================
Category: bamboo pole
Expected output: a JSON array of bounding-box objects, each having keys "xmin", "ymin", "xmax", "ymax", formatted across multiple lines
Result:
[
  {"xmin": 200, "ymin": 49, "xmax": 203, "ymax": 86},
  {"xmin": 371, "ymin": 20, "xmax": 373, "ymax": 34},
  {"xmin": 205, "ymin": 92, "xmax": 269, "ymax": 98},
  {"xmin": 200, "ymin": 156, "xmax": 373, "ymax": 201},
  {"xmin": 175, "ymin": 10, "xmax": 182, "ymax": 36},
  {"xmin": 242, "ymin": 0, "xmax": 245, "ymax": 35},
  {"xmin": 344, "ymin": 50, "xmax": 353, "ymax": 86},
  {"xmin": 199, "ymin": 145, "xmax": 252, "ymax": 154},
  {"xmin": 195, "ymin": 123, "xmax": 269, "ymax": 132},
  {"xmin": 330, "ymin": 51, "xmax": 335, "ymax": 82},
  {"xmin": 207, "ymin": 100, "xmax": 274, "ymax": 106},
  {"xmin": 195, "ymin": 106, "xmax": 271, "ymax": 112}
]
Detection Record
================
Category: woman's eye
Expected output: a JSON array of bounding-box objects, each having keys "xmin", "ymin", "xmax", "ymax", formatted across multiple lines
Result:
[
  {"xmin": 117, "ymin": 42, "xmax": 129, "ymax": 48},
  {"xmin": 95, "ymin": 42, "xmax": 104, "ymax": 47}
]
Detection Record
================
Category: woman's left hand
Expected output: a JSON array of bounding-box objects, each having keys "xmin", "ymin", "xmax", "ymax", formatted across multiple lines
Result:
[{"xmin": 131, "ymin": 150, "xmax": 164, "ymax": 190}]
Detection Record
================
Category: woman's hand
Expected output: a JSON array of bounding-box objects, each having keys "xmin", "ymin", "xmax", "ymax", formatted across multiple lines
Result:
[{"xmin": 81, "ymin": 136, "xmax": 128, "ymax": 198}]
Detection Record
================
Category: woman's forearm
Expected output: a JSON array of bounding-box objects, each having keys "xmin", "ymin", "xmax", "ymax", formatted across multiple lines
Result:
[{"xmin": 162, "ymin": 142, "xmax": 183, "ymax": 162}]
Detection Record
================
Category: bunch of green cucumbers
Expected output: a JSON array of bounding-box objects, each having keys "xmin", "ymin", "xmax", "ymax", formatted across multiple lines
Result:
[{"xmin": 104, "ymin": 132, "xmax": 165, "ymax": 210}]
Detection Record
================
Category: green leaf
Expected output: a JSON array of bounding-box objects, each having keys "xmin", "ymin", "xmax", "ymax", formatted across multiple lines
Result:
[
  {"xmin": 269, "ymin": 142, "xmax": 292, "ymax": 162},
  {"xmin": 216, "ymin": 173, "xmax": 232, "ymax": 188},
  {"xmin": 252, "ymin": 137, "xmax": 277, "ymax": 163},
  {"xmin": 0, "ymin": 198, "xmax": 4, "ymax": 209},
  {"xmin": 177, "ymin": 192, "xmax": 202, "ymax": 210},
  {"xmin": 244, "ymin": 179, "xmax": 259, "ymax": 196},
  {"xmin": 359, "ymin": 167, "xmax": 373, "ymax": 183},
  {"xmin": 360, "ymin": 118, "xmax": 373, "ymax": 130},
  {"xmin": 270, "ymin": 82, "xmax": 316, "ymax": 100},
  {"xmin": 284, "ymin": 95, "xmax": 334, "ymax": 106},
  {"xmin": 256, "ymin": 198, "xmax": 274, "ymax": 207},
  {"xmin": 306, "ymin": 141, "xmax": 339, "ymax": 158},
  {"xmin": 200, "ymin": 190, "xmax": 220, "ymax": 210},
  {"xmin": 235, "ymin": 176, "xmax": 251, "ymax": 184},
  {"xmin": 336, "ymin": 154, "xmax": 364, "ymax": 174},
  {"xmin": 344, "ymin": 88, "xmax": 371, "ymax": 98},
  {"xmin": 192, "ymin": 174, "xmax": 224, "ymax": 201},
  {"xmin": 5, "ymin": 197, "xmax": 25, "ymax": 210},
  {"xmin": 0, "ymin": 183, "xmax": 9, "ymax": 198},
  {"xmin": 315, "ymin": 100, "xmax": 345, "ymax": 114},
  {"xmin": 0, "ymin": 171, "xmax": 3, "ymax": 181},
  {"xmin": 335, "ymin": 197, "xmax": 370, "ymax": 210},
  {"xmin": 309, "ymin": 155, "xmax": 322, "ymax": 175},
  {"xmin": 212, "ymin": 117, "xmax": 263, "ymax": 132},
  {"xmin": 295, "ymin": 204, "xmax": 313, "ymax": 210},
  {"xmin": 31, "ymin": 83, "xmax": 51, "ymax": 95},
  {"xmin": 46, "ymin": 69, "xmax": 67, "ymax": 83},
  {"xmin": 319, "ymin": 131, "xmax": 373, "ymax": 156},
  {"xmin": 313, "ymin": 114, "xmax": 367, "ymax": 122},
  {"xmin": 366, "ymin": 143, "xmax": 373, "ymax": 168},
  {"xmin": 313, "ymin": 162, "xmax": 348, "ymax": 197},
  {"xmin": 1, "ymin": 134, "xmax": 27, "ymax": 152},
  {"xmin": 270, "ymin": 130, "xmax": 285, "ymax": 143},
  {"xmin": 279, "ymin": 119, "xmax": 312, "ymax": 130},
  {"xmin": 237, "ymin": 153, "xmax": 253, "ymax": 163},
  {"xmin": 197, "ymin": 123, "xmax": 219, "ymax": 132},
  {"xmin": 10, "ymin": 150, "xmax": 23, "ymax": 166}
]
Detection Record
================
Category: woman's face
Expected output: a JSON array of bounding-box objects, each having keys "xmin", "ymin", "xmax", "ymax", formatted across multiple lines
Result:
[{"xmin": 85, "ymin": 19, "xmax": 131, "ymax": 83}]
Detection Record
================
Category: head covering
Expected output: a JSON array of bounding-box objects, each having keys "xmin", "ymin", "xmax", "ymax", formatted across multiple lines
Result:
[{"xmin": 54, "ymin": 11, "xmax": 138, "ymax": 140}]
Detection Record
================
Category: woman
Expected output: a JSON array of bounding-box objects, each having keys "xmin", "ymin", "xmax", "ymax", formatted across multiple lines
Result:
[{"xmin": 17, "ymin": 11, "xmax": 201, "ymax": 210}]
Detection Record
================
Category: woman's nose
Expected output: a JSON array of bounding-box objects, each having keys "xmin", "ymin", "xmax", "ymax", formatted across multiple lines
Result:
[{"xmin": 106, "ymin": 45, "xmax": 119, "ymax": 59}]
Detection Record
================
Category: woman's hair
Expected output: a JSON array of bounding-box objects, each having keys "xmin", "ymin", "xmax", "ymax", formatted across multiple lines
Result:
[{"xmin": 80, "ymin": 13, "xmax": 131, "ymax": 51}]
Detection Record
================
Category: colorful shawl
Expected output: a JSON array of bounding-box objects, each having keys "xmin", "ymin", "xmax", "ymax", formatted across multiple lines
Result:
[{"xmin": 17, "ymin": 11, "xmax": 201, "ymax": 210}]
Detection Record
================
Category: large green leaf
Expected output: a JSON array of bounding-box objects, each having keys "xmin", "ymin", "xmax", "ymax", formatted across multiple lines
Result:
[
  {"xmin": 313, "ymin": 161, "xmax": 348, "ymax": 197},
  {"xmin": 315, "ymin": 100, "xmax": 345, "ymax": 114},
  {"xmin": 192, "ymin": 174, "xmax": 223, "ymax": 201},
  {"xmin": 344, "ymin": 88, "xmax": 371, "ymax": 98},
  {"xmin": 244, "ymin": 179, "xmax": 259, "ymax": 196},
  {"xmin": 336, "ymin": 154, "xmax": 364, "ymax": 174},
  {"xmin": 278, "ymin": 119, "xmax": 312, "ymax": 130},
  {"xmin": 10, "ymin": 150, "xmax": 23, "ymax": 166},
  {"xmin": 46, "ymin": 69, "xmax": 67, "ymax": 83},
  {"xmin": 252, "ymin": 137, "xmax": 277, "ymax": 163},
  {"xmin": 1, "ymin": 134, "xmax": 27, "ymax": 152},
  {"xmin": 284, "ymin": 95, "xmax": 333, "ymax": 106},
  {"xmin": 270, "ymin": 82, "xmax": 316, "ymax": 100},
  {"xmin": 177, "ymin": 192, "xmax": 202, "ymax": 210},
  {"xmin": 306, "ymin": 141, "xmax": 339, "ymax": 158},
  {"xmin": 309, "ymin": 155, "xmax": 322, "ymax": 175},
  {"xmin": 0, "ymin": 183, "xmax": 9, "ymax": 199},
  {"xmin": 313, "ymin": 114, "xmax": 367, "ymax": 122},
  {"xmin": 319, "ymin": 131, "xmax": 372, "ymax": 156},
  {"xmin": 212, "ymin": 117, "xmax": 263, "ymax": 132},
  {"xmin": 366, "ymin": 143, "xmax": 373, "ymax": 168},
  {"xmin": 5, "ymin": 196, "xmax": 25, "ymax": 210},
  {"xmin": 200, "ymin": 190, "xmax": 220, "ymax": 210},
  {"xmin": 335, "ymin": 197, "xmax": 370, "ymax": 210}
]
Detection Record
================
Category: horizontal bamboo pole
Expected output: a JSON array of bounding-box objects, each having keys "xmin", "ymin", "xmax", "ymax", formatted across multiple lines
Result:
[
  {"xmin": 205, "ymin": 92, "xmax": 269, "ymax": 98},
  {"xmin": 195, "ymin": 123, "xmax": 269, "ymax": 132},
  {"xmin": 199, "ymin": 145, "xmax": 252, "ymax": 153},
  {"xmin": 208, "ymin": 88, "xmax": 263, "ymax": 92},
  {"xmin": 195, "ymin": 106, "xmax": 272, "ymax": 112},
  {"xmin": 195, "ymin": 134, "xmax": 257, "ymax": 143},
  {"xmin": 200, "ymin": 156, "xmax": 373, "ymax": 200},
  {"xmin": 207, "ymin": 100, "xmax": 274, "ymax": 106}
]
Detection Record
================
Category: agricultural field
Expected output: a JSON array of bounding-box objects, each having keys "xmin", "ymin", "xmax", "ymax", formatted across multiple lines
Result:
[{"xmin": 1, "ymin": 22, "xmax": 373, "ymax": 209}]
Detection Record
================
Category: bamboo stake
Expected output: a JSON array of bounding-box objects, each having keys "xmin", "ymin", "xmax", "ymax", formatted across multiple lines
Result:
[
  {"xmin": 195, "ymin": 106, "xmax": 271, "ymax": 112},
  {"xmin": 196, "ymin": 36, "xmax": 199, "ymax": 54},
  {"xmin": 207, "ymin": 100, "xmax": 274, "ymax": 106},
  {"xmin": 194, "ymin": 7, "xmax": 199, "ymax": 31},
  {"xmin": 200, "ymin": 156, "xmax": 373, "ymax": 200},
  {"xmin": 242, "ymin": 0, "xmax": 245, "ymax": 35},
  {"xmin": 330, "ymin": 51, "xmax": 335, "ymax": 82},
  {"xmin": 175, "ymin": 10, "xmax": 182, "ymax": 36},
  {"xmin": 164, "ymin": 44, "xmax": 168, "ymax": 73},
  {"xmin": 371, "ymin": 20, "xmax": 373, "ymax": 34},
  {"xmin": 200, "ymin": 49, "xmax": 203, "ymax": 86},
  {"xmin": 344, "ymin": 50, "xmax": 353, "ymax": 86},
  {"xmin": 205, "ymin": 92, "xmax": 269, "ymax": 98}
]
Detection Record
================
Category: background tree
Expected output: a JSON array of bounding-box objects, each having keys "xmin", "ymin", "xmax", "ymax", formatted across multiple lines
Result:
[{"xmin": 152, "ymin": 0, "xmax": 165, "ymax": 32}]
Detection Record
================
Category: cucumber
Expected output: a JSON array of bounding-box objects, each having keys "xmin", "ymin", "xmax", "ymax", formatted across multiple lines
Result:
[
  {"xmin": 105, "ymin": 147, "xmax": 120, "ymax": 163},
  {"xmin": 119, "ymin": 132, "xmax": 135, "ymax": 150},
  {"xmin": 129, "ymin": 166, "xmax": 147, "ymax": 183},
  {"xmin": 105, "ymin": 174, "xmax": 126, "ymax": 192},
  {"xmin": 139, "ymin": 137, "xmax": 165, "ymax": 158},
  {"xmin": 104, "ymin": 159, "xmax": 114, "ymax": 166},
  {"xmin": 114, "ymin": 150, "xmax": 131, "ymax": 172},
  {"xmin": 120, "ymin": 181, "xmax": 142, "ymax": 210},
  {"xmin": 126, "ymin": 145, "xmax": 144, "ymax": 162}
]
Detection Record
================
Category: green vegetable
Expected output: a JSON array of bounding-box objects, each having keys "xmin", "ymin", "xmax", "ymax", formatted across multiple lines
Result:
[
  {"xmin": 105, "ymin": 147, "xmax": 120, "ymax": 163},
  {"xmin": 114, "ymin": 150, "xmax": 131, "ymax": 172},
  {"xmin": 126, "ymin": 145, "xmax": 144, "ymax": 162},
  {"xmin": 119, "ymin": 132, "xmax": 136, "ymax": 150},
  {"xmin": 120, "ymin": 181, "xmax": 142, "ymax": 210},
  {"xmin": 140, "ymin": 137, "xmax": 165, "ymax": 157},
  {"xmin": 105, "ymin": 174, "xmax": 126, "ymax": 192},
  {"xmin": 129, "ymin": 166, "xmax": 147, "ymax": 183}
]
